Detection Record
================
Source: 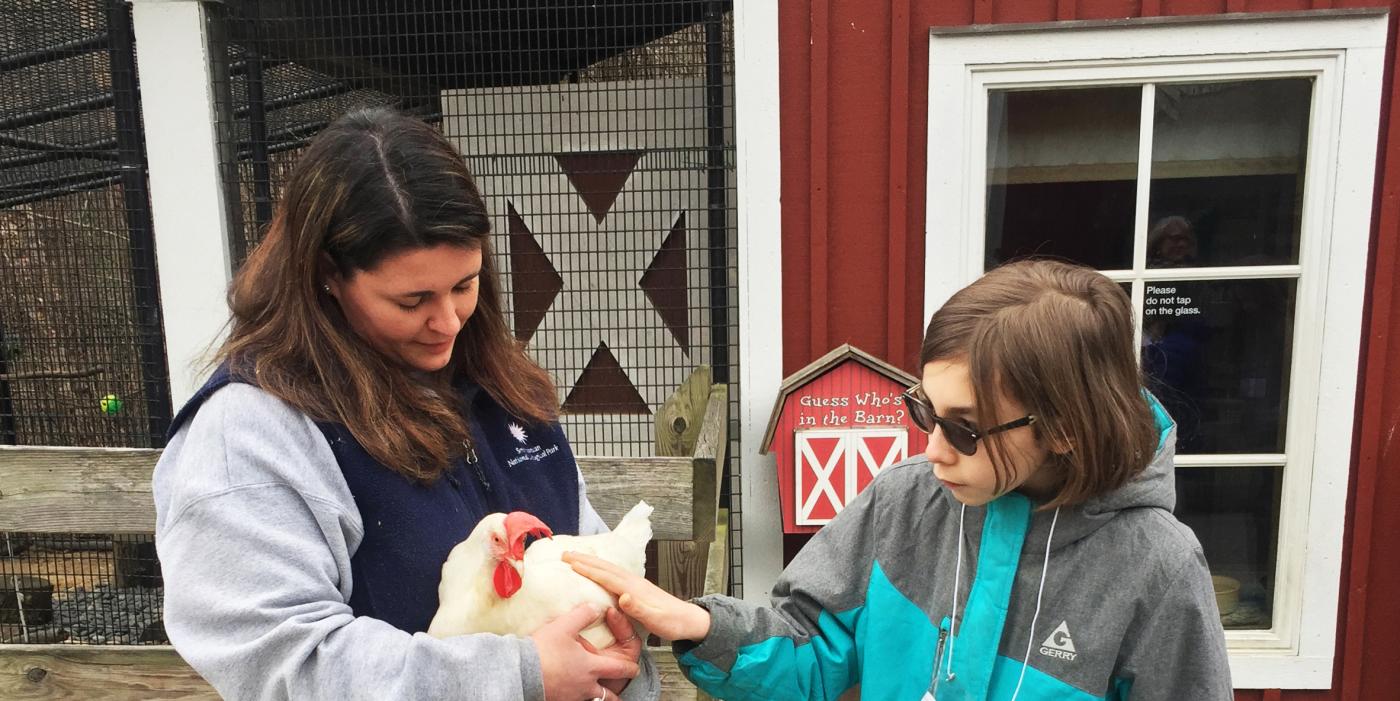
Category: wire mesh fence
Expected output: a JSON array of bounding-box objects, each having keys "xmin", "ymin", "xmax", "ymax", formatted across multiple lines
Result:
[
  {"xmin": 1, "ymin": 533, "xmax": 162, "ymax": 645},
  {"xmin": 0, "ymin": 0, "xmax": 169, "ymax": 450},
  {"xmin": 0, "ymin": 0, "xmax": 171, "ymax": 646}
]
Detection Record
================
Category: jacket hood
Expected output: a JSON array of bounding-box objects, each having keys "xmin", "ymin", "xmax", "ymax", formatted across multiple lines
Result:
[
  {"xmin": 1034, "ymin": 392, "xmax": 1178, "ymax": 551},
  {"xmin": 931, "ymin": 393, "xmax": 1179, "ymax": 553}
]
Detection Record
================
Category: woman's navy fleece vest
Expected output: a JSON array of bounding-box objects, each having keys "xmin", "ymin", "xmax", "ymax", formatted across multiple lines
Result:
[{"xmin": 168, "ymin": 365, "xmax": 581, "ymax": 633}]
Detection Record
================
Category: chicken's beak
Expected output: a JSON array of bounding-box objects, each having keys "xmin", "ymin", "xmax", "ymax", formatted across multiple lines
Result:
[{"xmin": 502, "ymin": 512, "xmax": 553, "ymax": 560}]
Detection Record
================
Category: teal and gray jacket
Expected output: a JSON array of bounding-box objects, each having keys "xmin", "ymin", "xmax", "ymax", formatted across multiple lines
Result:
[{"xmin": 679, "ymin": 408, "xmax": 1231, "ymax": 700}]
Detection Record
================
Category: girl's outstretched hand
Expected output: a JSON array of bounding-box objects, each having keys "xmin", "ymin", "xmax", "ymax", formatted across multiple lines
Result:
[{"xmin": 564, "ymin": 551, "xmax": 712, "ymax": 643}]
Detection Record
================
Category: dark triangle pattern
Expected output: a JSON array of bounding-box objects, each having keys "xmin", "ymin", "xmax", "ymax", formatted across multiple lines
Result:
[
  {"xmin": 554, "ymin": 150, "xmax": 644, "ymax": 223},
  {"xmin": 639, "ymin": 212, "xmax": 690, "ymax": 355},
  {"xmin": 561, "ymin": 342, "xmax": 651, "ymax": 415},
  {"xmin": 506, "ymin": 201, "xmax": 563, "ymax": 343}
]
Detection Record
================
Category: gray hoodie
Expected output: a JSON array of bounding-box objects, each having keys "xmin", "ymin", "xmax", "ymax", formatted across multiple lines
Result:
[
  {"xmin": 678, "ymin": 404, "xmax": 1232, "ymax": 700},
  {"xmin": 153, "ymin": 382, "xmax": 660, "ymax": 700}
]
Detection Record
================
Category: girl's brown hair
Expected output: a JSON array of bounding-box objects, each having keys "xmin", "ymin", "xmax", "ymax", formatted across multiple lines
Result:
[
  {"xmin": 215, "ymin": 107, "xmax": 557, "ymax": 482},
  {"xmin": 919, "ymin": 259, "xmax": 1158, "ymax": 508}
]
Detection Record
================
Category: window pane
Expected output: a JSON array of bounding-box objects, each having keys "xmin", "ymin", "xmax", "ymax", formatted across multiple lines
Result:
[
  {"xmin": 1175, "ymin": 466, "xmax": 1281, "ymax": 631},
  {"xmin": 1141, "ymin": 278, "xmax": 1294, "ymax": 453},
  {"xmin": 1148, "ymin": 80, "xmax": 1312, "ymax": 268},
  {"xmin": 986, "ymin": 87, "xmax": 1141, "ymax": 269}
]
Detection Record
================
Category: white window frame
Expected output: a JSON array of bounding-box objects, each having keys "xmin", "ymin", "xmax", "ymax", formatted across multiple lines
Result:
[{"xmin": 924, "ymin": 10, "xmax": 1387, "ymax": 690}]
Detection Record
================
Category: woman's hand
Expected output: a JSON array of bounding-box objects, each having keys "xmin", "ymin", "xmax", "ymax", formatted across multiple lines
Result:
[
  {"xmin": 564, "ymin": 551, "xmax": 711, "ymax": 642},
  {"xmin": 580, "ymin": 607, "xmax": 643, "ymax": 697},
  {"xmin": 531, "ymin": 604, "xmax": 639, "ymax": 701}
]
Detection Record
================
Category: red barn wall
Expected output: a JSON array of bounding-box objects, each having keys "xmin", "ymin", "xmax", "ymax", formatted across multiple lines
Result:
[{"xmin": 777, "ymin": 0, "xmax": 1400, "ymax": 697}]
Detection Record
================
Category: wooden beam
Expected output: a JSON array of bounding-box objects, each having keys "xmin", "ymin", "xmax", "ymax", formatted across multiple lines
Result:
[
  {"xmin": 690, "ymin": 384, "xmax": 728, "ymax": 542},
  {"xmin": 0, "ymin": 642, "xmax": 702, "ymax": 700},
  {"xmin": 0, "ymin": 645, "xmax": 216, "ymax": 699},
  {"xmin": 0, "ymin": 447, "xmax": 162, "ymax": 533},
  {"xmin": 653, "ymin": 646, "xmax": 705, "ymax": 701},
  {"xmin": 655, "ymin": 366, "xmax": 713, "ymax": 458},
  {"xmin": 655, "ymin": 369, "xmax": 715, "ymax": 612},
  {"xmin": 703, "ymin": 509, "xmax": 730, "ymax": 600},
  {"xmin": 0, "ymin": 447, "xmax": 701, "ymax": 541},
  {"xmin": 574, "ymin": 456, "xmax": 701, "ymax": 541}
]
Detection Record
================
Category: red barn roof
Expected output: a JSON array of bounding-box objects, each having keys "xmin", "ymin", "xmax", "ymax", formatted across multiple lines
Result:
[{"xmin": 761, "ymin": 343, "xmax": 918, "ymax": 454}]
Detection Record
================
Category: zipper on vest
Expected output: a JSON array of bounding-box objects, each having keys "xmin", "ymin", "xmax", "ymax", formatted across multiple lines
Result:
[{"xmin": 464, "ymin": 441, "xmax": 490, "ymax": 492}]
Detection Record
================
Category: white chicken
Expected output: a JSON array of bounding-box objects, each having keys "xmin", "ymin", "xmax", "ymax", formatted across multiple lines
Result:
[{"xmin": 427, "ymin": 500, "xmax": 653, "ymax": 649}]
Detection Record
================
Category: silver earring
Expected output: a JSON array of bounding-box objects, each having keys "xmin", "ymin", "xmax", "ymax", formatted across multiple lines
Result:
[{"xmin": 322, "ymin": 284, "xmax": 332, "ymax": 294}]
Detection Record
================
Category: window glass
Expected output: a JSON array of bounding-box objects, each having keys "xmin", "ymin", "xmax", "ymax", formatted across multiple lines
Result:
[
  {"xmin": 1148, "ymin": 80, "xmax": 1312, "ymax": 268},
  {"xmin": 1176, "ymin": 466, "xmax": 1282, "ymax": 630},
  {"xmin": 1141, "ymin": 278, "xmax": 1295, "ymax": 454},
  {"xmin": 986, "ymin": 87, "xmax": 1141, "ymax": 269}
]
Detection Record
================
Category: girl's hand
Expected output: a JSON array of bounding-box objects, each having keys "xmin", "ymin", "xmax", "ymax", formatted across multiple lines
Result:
[
  {"xmin": 531, "ymin": 604, "xmax": 639, "ymax": 701},
  {"xmin": 564, "ymin": 551, "xmax": 712, "ymax": 642}
]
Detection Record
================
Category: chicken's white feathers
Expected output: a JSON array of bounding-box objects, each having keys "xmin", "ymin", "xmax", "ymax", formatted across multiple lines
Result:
[{"xmin": 427, "ymin": 500, "xmax": 653, "ymax": 649}]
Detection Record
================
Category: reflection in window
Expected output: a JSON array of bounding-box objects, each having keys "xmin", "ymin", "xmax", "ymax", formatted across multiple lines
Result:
[
  {"xmin": 1141, "ymin": 279, "xmax": 1294, "ymax": 454},
  {"xmin": 986, "ymin": 87, "xmax": 1140, "ymax": 269},
  {"xmin": 1175, "ymin": 467, "xmax": 1282, "ymax": 630},
  {"xmin": 1148, "ymin": 80, "xmax": 1312, "ymax": 268}
]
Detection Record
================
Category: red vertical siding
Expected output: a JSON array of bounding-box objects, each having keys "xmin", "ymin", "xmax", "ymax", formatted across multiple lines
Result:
[
  {"xmin": 809, "ymin": 0, "xmax": 831, "ymax": 360},
  {"xmin": 1161, "ymin": 0, "xmax": 1230, "ymax": 14},
  {"xmin": 777, "ymin": 0, "xmax": 1400, "ymax": 697},
  {"xmin": 1342, "ymin": 6, "xmax": 1400, "ymax": 697},
  {"xmin": 779, "ymin": 0, "xmax": 812, "ymax": 375},
  {"xmin": 1077, "ymin": 0, "xmax": 1143, "ymax": 19},
  {"xmin": 887, "ymin": 0, "xmax": 911, "ymax": 364}
]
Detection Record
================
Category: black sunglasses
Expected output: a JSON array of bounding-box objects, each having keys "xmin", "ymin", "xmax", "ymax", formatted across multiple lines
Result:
[{"xmin": 901, "ymin": 385, "xmax": 1036, "ymax": 456}]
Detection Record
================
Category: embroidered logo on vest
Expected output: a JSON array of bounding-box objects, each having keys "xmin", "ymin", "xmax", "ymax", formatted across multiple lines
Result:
[{"xmin": 505, "ymin": 424, "xmax": 561, "ymax": 468}]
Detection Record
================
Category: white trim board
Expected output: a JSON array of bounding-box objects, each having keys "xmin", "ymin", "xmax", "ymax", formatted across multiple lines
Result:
[
  {"xmin": 734, "ymin": 0, "xmax": 785, "ymax": 604},
  {"xmin": 924, "ymin": 10, "xmax": 1387, "ymax": 690},
  {"xmin": 130, "ymin": 0, "xmax": 234, "ymax": 407}
]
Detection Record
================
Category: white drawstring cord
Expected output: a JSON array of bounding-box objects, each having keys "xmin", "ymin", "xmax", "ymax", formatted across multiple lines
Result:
[
  {"xmin": 945, "ymin": 504, "xmax": 966, "ymax": 682},
  {"xmin": 1010, "ymin": 506, "xmax": 1061, "ymax": 701},
  {"xmin": 929, "ymin": 500, "xmax": 963, "ymax": 696}
]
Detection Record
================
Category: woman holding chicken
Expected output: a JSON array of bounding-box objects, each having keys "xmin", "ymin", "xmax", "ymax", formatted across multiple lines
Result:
[{"xmin": 152, "ymin": 107, "xmax": 658, "ymax": 701}]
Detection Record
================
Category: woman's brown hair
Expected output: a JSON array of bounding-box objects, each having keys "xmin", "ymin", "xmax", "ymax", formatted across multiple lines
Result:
[
  {"xmin": 215, "ymin": 107, "xmax": 557, "ymax": 482},
  {"xmin": 919, "ymin": 259, "xmax": 1158, "ymax": 508}
]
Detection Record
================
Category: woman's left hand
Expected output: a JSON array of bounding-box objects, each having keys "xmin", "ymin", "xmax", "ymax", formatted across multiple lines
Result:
[{"xmin": 579, "ymin": 607, "xmax": 642, "ymax": 697}]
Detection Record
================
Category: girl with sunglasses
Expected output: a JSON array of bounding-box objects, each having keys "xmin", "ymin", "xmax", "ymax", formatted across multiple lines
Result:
[{"xmin": 567, "ymin": 259, "xmax": 1231, "ymax": 700}]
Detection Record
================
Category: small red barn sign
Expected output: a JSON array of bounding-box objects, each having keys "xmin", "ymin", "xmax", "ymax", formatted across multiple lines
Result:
[{"xmin": 762, "ymin": 344, "xmax": 928, "ymax": 533}]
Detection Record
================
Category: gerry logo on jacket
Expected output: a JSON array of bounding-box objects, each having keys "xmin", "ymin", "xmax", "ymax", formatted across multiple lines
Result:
[
  {"xmin": 1038, "ymin": 621, "xmax": 1078, "ymax": 662},
  {"xmin": 505, "ymin": 422, "xmax": 561, "ymax": 467}
]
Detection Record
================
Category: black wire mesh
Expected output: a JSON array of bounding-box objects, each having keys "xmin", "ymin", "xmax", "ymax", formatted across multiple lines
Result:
[
  {"xmin": 1, "ymin": 533, "xmax": 164, "ymax": 645},
  {"xmin": 0, "ymin": 0, "xmax": 170, "ymax": 449},
  {"xmin": 0, "ymin": 0, "xmax": 171, "ymax": 646},
  {"xmin": 210, "ymin": 1, "xmax": 744, "ymax": 595}
]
